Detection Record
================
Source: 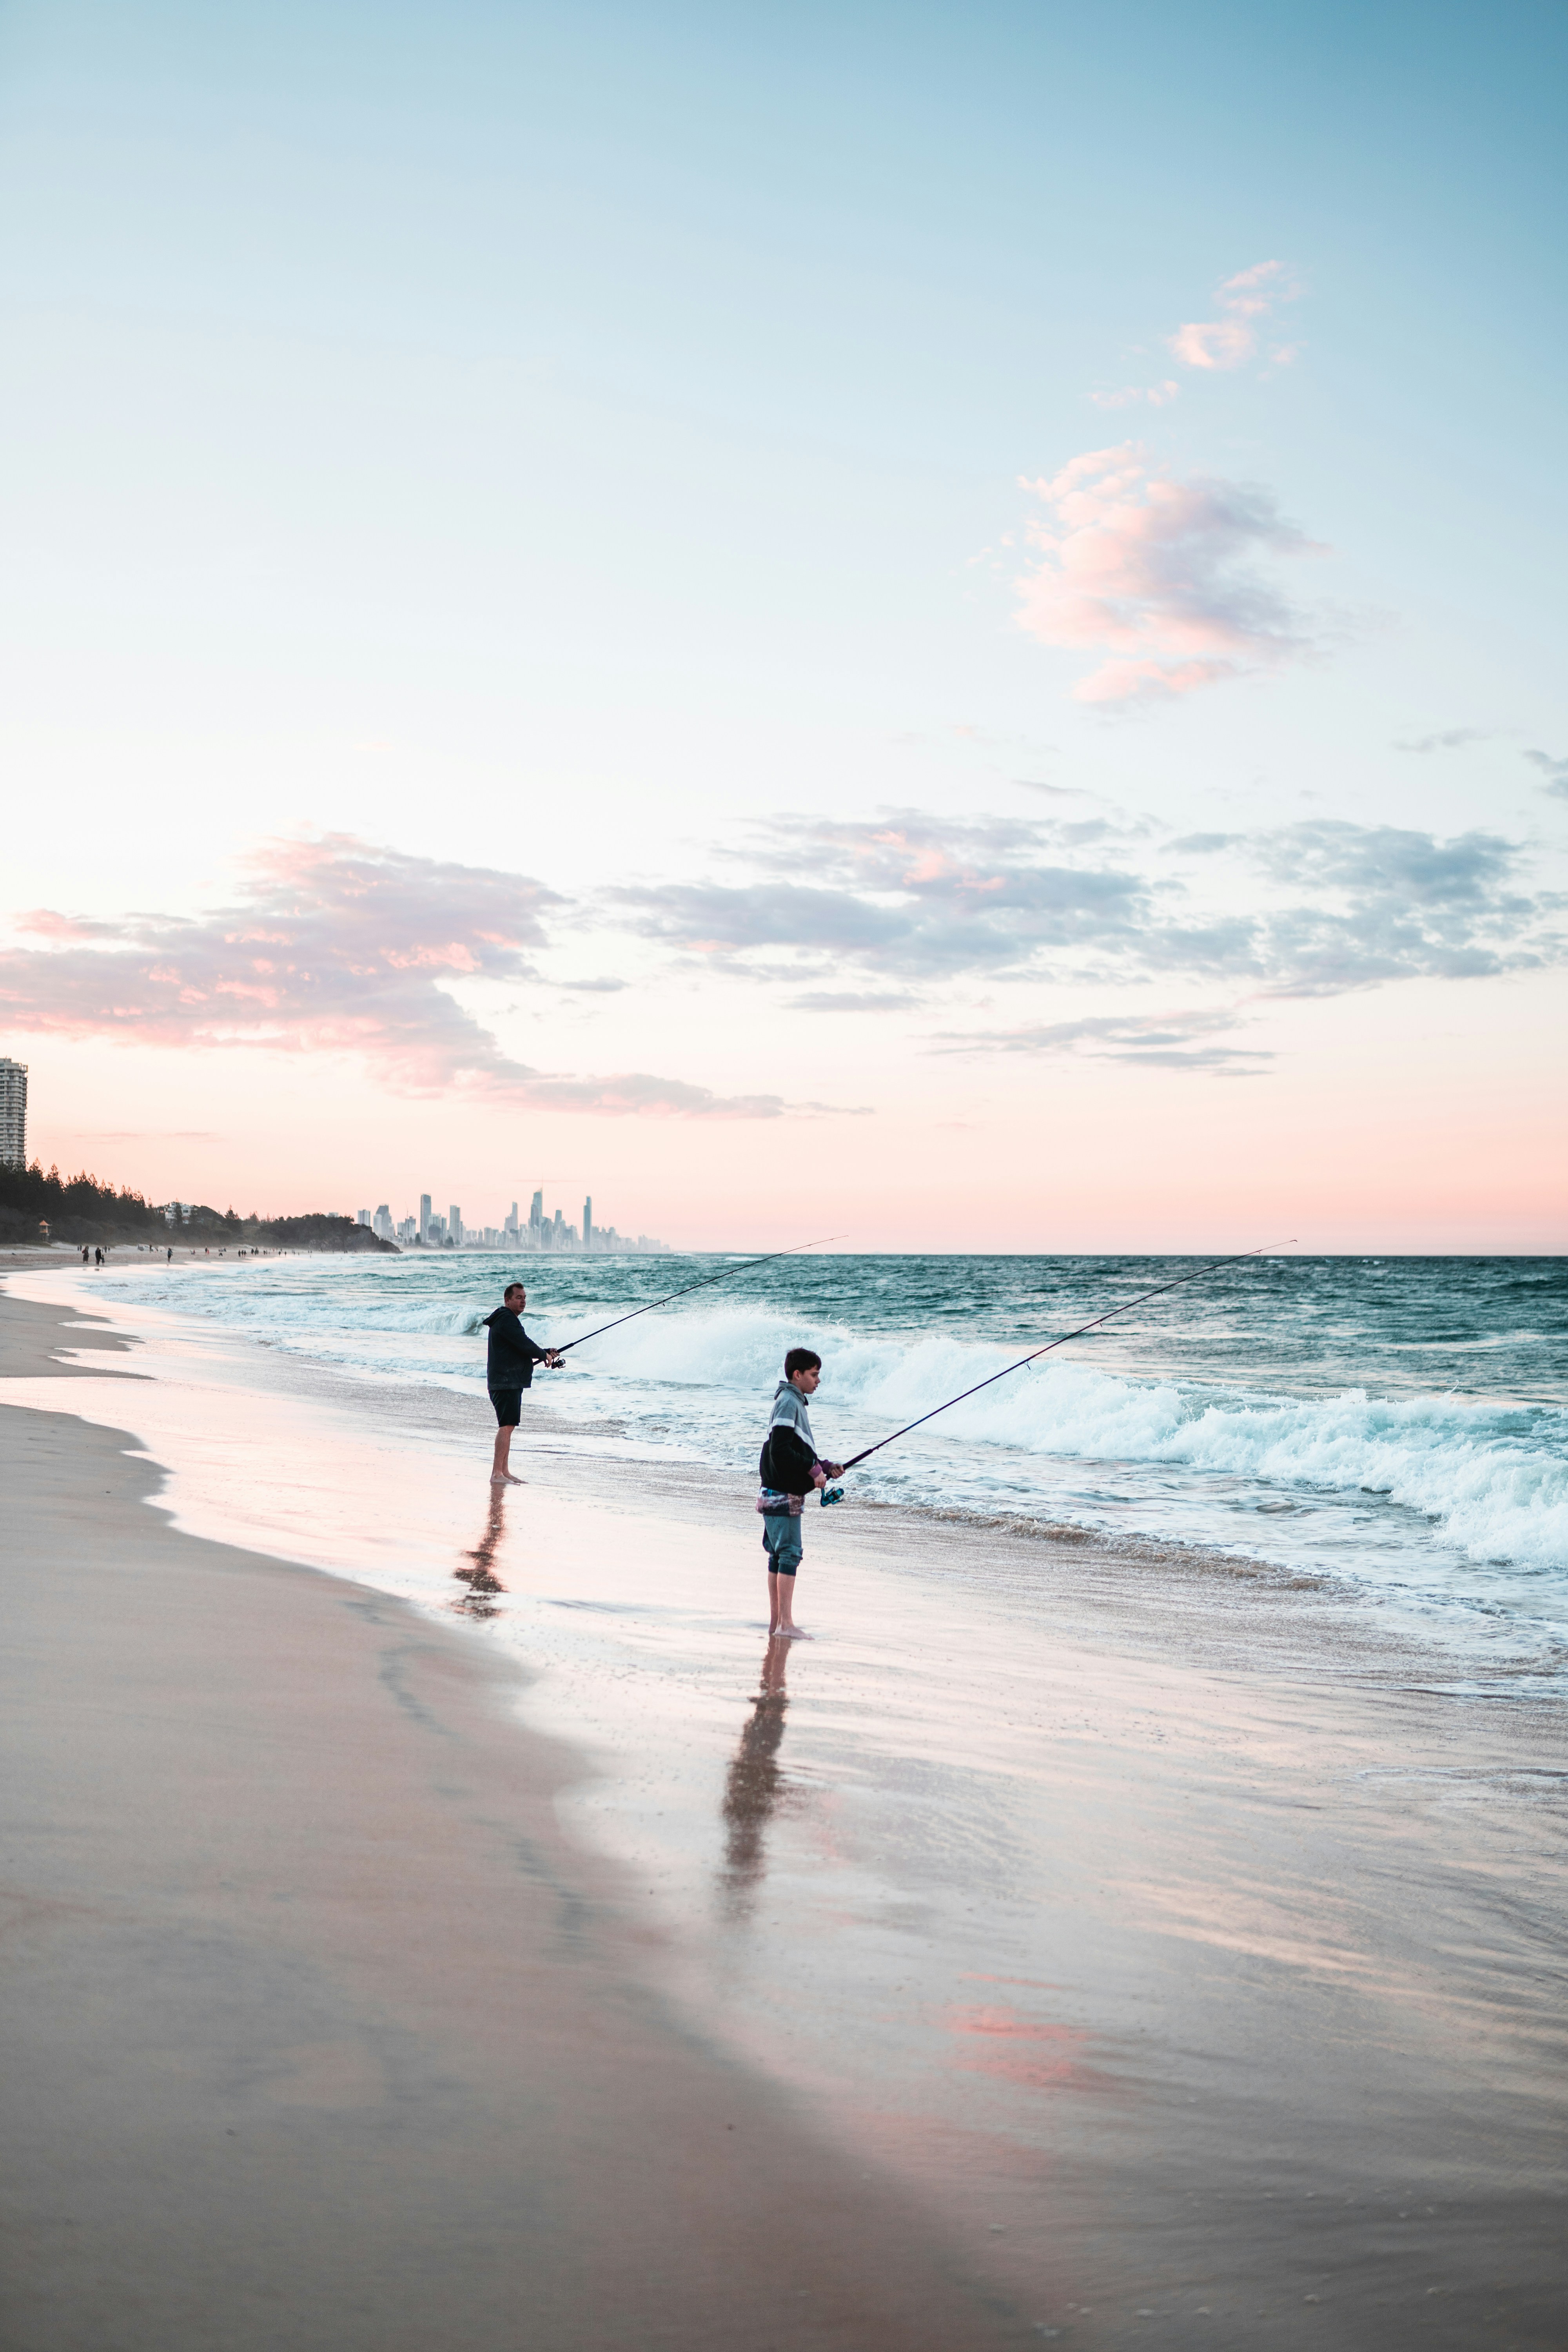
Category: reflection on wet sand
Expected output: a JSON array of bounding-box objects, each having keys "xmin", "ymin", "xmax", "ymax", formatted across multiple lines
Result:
[
  {"xmin": 720, "ymin": 1637, "xmax": 796, "ymax": 1914},
  {"xmin": 454, "ymin": 1490, "xmax": 509, "ymax": 1619}
]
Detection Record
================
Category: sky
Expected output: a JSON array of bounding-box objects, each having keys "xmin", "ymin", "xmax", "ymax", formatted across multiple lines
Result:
[{"xmin": 1, "ymin": 0, "xmax": 1564, "ymax": 1250}]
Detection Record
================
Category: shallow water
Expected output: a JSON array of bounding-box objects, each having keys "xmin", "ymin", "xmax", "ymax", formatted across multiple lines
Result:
[{"xmin": 64, "ymin": 1249, "xmax": 1568, "ymax": 1668}]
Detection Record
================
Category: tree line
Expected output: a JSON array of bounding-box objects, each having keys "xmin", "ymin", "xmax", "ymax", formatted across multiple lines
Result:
[{"xmin": 0, "ymin": 1160, "xmax": 394, "ymax": 1251}]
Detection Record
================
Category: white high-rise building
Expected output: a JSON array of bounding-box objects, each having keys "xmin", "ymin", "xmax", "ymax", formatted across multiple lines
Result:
[
  {"xmin": 0, "ymin": 1057, "xmax": 27, "ymax": 1168},
  {"xmin": 356, "ymin": 1209, "xmax": 371, "ymax": 1227},
  {"xmin": 419, "ymin": 1192, "xmax": 432, "ymax": 1244},
  {"xmin": 448, "ymin": 1204, "xmax": 462, "ymax": 1247},
  {"xmin": 372, "ymin": 1204, "xmax": 394, "ymax": 1241}
]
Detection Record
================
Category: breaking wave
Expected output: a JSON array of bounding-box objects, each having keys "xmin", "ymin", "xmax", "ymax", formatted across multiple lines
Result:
[
  {"xmin": 88, "ymin": 1252, "xmax": 1568, "ymax": 1647},
  {"xmin": 564, "ymin": 1303, "xmax": 1568, "ymax": 1577}
]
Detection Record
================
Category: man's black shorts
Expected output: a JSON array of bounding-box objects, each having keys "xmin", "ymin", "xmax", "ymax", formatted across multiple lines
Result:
[{"xmin": 490, "ymin": 1389, "xmax": 523, "ymax": 1428}]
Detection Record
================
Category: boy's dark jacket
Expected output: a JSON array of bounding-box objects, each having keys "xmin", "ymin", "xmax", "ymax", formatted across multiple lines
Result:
[
  {"xmin": 758, "ymin": 1420, "xmax": 819, "ymax": 1495},
  {"xmin": 482, "ymin": 1307, "xmax": 550, "ymax": 1391}
]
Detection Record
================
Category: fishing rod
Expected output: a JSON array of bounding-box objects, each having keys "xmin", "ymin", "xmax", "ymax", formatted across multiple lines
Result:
[
  {"xmin": 831, "ymin": 1241, "xmax": 1295, "ymax": 1481},
  {"xmin": 552, "ymin": 1235, "xmax": 846, "ymax": 1358}
]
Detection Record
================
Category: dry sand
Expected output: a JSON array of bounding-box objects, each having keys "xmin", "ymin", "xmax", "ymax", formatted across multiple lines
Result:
[{"xmin": 3, "ymin": 1266, "xmax": 1567, "ymax": 2350}]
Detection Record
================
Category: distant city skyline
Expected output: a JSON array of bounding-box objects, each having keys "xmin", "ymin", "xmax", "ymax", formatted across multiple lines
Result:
[{"xmin": 355, "ymin": 1187, "xmax": 665, "ymax": 1252}]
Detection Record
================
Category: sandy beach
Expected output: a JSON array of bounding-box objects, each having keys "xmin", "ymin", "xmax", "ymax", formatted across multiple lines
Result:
[
  {"xmin": 3, "ymin": 1262, "xmax": 1567, "ymax": 2348},
  {"xmin": 0, "ymin": 1281, "xmax": 1027, "ymax": 2351}
]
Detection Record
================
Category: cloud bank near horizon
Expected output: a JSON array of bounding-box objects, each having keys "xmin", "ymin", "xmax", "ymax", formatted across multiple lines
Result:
[
  {"xmin": 613, "ymin": 812, "xmax": 1556, "ymax": 1016},
  {"xmin": 0, "ymin": 836, "xmax": 788, "ymax": 1120},
  {"xmin": 3, "ymin": 816, "xmax": 1556, "ymax": 1106}
]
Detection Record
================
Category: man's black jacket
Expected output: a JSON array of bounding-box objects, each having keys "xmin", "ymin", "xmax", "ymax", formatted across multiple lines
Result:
[{"xmin": 482, "ymin": 1307, "xmax": 551, "ymax": 1391}]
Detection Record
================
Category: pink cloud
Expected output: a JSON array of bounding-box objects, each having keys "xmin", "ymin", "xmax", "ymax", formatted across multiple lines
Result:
[
  {"xmin": 0, "ymin": 835, "xmax": 786, "ymax": 1118},
  {"xmin": 1218, "ymin": 259, "xmax": 1298, "ymax": 315},
  {"xmin": 1169, "ymin": 258, "xmax": 1301, "ymax": 373},
  {"xmin": 1090, "ymin": 378, "xmax": 1181, "ymax": 411},
  {"xmin": 1169, "ymin": 317, "xmax": 1255, "ymax": 370},
  {"xmin": 1074, "ymin": 656, "xmax": 1236, "ymax": 705},
  {"xmin": 1015, "ymin": 441, "xmax": 1322, "ymax": 704}
]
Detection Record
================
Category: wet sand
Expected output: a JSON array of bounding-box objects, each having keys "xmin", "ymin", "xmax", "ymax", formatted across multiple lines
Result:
[{"xmin": 4, "ymin": 1266, "xmax": 1568, "ymax": 2348}]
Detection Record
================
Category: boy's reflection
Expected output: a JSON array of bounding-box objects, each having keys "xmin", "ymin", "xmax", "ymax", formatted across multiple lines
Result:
[
  {"xmin": 720, "ymin": 1636, "xmax": 795, "ymax": 1911},
  {"xmin": 454, "ymin": 1489, "xmax": 509, "ymax": 1619}
]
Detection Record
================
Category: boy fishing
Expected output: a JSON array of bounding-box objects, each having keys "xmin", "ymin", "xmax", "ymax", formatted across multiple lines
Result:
[{"xmin": 757, "ymin": 1348, "xmax": 843, "ymax": 1639}]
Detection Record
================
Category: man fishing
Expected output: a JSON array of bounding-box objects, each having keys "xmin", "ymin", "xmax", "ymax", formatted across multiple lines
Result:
[
  {"xmin": 757, "ymin": 1348, "xmax": 843, "ymax": 1639},
  {"xmin": 482, "ymin": 1282, "xmax": 561, "ymax": 1485}
]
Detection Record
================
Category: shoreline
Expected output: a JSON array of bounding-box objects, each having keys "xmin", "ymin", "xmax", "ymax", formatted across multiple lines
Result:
[
  {"xmin": 8, "ymin": 1242, "xmax": 1563, "ymax": 1688},
  {"xmin": 6, "ymin": 1242, "xmax": 1561, "ymax": 1703},
  {"xmin": 4, "ymin": 1276, "xmax": 1568, "ymax": 2346}
]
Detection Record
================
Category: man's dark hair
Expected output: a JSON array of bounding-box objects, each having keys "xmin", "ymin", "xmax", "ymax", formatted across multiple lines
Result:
[
  {"xmin": 784, "ymin": 1347, "xmax": 821, "ymax": 1378},
  {"xmin": 503, "ymin": 1281, "xmax": 525, "ymax": 1301}
]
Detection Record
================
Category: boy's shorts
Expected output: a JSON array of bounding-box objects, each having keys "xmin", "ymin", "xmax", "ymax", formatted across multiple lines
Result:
[{"xmin": 760, "ymin": 1513, "xmax": 803, "ymax": 1576}]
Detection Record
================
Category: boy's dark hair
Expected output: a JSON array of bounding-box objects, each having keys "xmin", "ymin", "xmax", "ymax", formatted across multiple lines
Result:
[{"xmin": 784, "ymin": 1347, "xmax": 822, "ymax": 1378}]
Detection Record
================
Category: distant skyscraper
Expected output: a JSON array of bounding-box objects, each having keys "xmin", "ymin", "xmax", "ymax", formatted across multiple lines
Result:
[
  {"xmin": 583, "ymin": 1195, "xmax": 593, "ymax": 1251},
  {"xmin": 0, "ymin": 1057, "xmax": 27, "ymax": 1168},
  {"xmin": 372, "ymin": 1204, "xmax": 394, "ymax": 1240},
  {"xmin": 356, "ymin": 1209, "xmax": 370, "ymax": 1227},
  {"xmin": 505, "ymin": 1200, "xmax": 519, "ymax": 1239},
  {"xmin": 529, "ymin": 1189, "xmax": 543, "ymax": 1237},
  {"xmin": 449, "ymin": 1204, "xmax": 462, "ymax": 1247},
  {"xmin": 419, "ymin": 1192, "xmax": 432, "ymax": 1243}
]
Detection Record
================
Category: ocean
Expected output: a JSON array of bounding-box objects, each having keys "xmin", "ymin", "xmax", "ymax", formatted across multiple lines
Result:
[{"xmin": 91, "ymin": 1248, "xmax": 1568, "ymax": 1675}]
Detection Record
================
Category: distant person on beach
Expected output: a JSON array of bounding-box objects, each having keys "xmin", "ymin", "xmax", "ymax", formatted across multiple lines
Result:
[
  {"xmin": 757, "ymin": 1348, "xmax": 843, "ymax": 1639},
  {"xmin": 93, "ymin": 1247, "xmax": 103, "ymax": 1268},
  {"xmin": 481, "ymin": 1282, "xmax": 561, "ymax": 1485},
  {"xmin": 80, "ymin": 1247, "xmax": 89, "ymax": 1265}
]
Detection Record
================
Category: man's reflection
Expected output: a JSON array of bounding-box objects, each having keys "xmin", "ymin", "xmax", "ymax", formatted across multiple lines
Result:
[
  {"xmin": 720, "ymin": 1636, "xmax": 795, "ymax": 1913},
  {"xmin": 454, "ymin": 1488, "xmax": 509, "ymax": 1619}
]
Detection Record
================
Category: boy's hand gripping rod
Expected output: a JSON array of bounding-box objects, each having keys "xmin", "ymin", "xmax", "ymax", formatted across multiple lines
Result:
[
  {"xmin": 831, "ymin": 1241, "xmax": 1296, "ymax": 1481},
  {"xmin": 550, "ymin": 1235, "xmax": 846, "ymax": 1359}
]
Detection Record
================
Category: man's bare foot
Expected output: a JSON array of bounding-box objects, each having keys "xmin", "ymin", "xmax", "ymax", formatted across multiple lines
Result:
[
  {"xmin": 490, "ymin": 1473, "xmax": 523, "ymax": 1485},
  {"xmin": 775, "ymin": 1625, "xmax": 810, "ymax": 1639}
]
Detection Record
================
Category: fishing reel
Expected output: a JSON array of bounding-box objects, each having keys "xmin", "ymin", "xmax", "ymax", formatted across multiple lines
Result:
[{"xmin": 819, "ymin": 1485, "xmax": 845, "ymax": 1508}]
